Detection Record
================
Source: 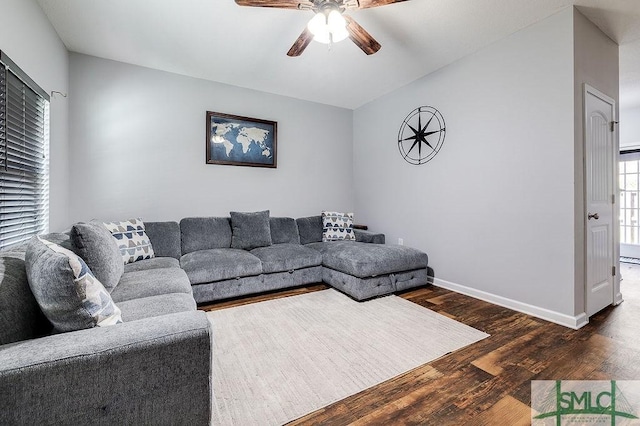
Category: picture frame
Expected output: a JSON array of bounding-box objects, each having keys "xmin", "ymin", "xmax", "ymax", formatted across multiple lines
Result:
[{"xmin": 206, "ymin": 111, "xmax": 277, "ymax": 168}]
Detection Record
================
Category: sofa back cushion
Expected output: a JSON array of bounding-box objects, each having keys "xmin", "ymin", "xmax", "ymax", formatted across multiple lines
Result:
[
  {"xmin": 0, "ymin": 253, "xmax": 51, "ymax": 345},
  {"xmin": 39, "ymin": 232, "xmax": 74, "ymax": 250},
  {"xmin": 296, "ymin": 216, "xmax": 323, "ymax": 245},
  {"xmin": 270, "ymin": 217, "xmax": 300, "ymax": 245},
  {"xmin": 180, "ymin": 217, "xmax": 232, "ymax": 255},
  {"xmin": 143, "ymin": 221, "xmax": 182, "ymax": 259},
  {"xmin": 71, "ymin": 222, "xmax": 124, "ymax": 292}
]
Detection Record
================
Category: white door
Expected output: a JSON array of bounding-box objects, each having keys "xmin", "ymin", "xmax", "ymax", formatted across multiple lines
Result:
[{"xmin": 585, "ymin": 85, "xmax": 616, "ymax": 317}]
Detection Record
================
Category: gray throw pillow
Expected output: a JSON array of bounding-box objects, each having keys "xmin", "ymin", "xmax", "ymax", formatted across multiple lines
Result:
[
  {"xmin": 230, "ymin": 210, "xmax": 273, "ymax": 250},
  {"xmin": 71, "ymin": 221, "xmax": 124, "ymax": 292},
  {"xmin": 25, "ymin": 236, "xmax": 123, "ymax": 332}
]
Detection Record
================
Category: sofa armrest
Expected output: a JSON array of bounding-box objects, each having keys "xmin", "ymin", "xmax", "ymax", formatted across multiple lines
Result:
[
  {"xmin": 354, "ymin": 229, "xmax": 385, "ymax": 244},
  {"xmin": 0, "ymin": 311, "xmax": 212, "ymax": 425}
]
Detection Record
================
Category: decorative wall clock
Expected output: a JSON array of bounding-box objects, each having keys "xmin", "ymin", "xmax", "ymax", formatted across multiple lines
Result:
[{"xmin": 397, "ymin": 106, "xmax": 446, "ymax": 165}]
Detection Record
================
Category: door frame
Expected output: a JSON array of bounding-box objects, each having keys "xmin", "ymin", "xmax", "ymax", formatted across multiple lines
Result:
[
  {"xmin": 619, "ymin": 147, "xmax": 640, "ymax": 258},
  {"xmin": 583, "ymin": 83, "xmax": 622, "ymax": 315}
]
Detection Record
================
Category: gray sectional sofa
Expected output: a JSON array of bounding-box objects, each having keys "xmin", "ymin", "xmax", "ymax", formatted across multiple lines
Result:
[{"xmin": 0, "ymin": 213, "xmax": 429, "ymax": 424}]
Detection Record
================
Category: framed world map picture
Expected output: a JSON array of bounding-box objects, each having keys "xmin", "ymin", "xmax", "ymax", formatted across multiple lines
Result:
[{"xmin": 206, "ymin": 111, "xmax": 277, "ymax": 168}]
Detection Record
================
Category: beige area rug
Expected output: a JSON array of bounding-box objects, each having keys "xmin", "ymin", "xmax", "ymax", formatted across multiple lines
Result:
[{"xmin": 208, "ymin": 289, "xmax": 489, "ymax": 425}]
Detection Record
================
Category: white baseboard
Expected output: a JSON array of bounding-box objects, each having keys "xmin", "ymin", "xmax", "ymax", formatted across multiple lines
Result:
[
  {"xmin": 615, "ymin": 291, "xmax": 624, "ymax": 306},
  {"xmin": 433, "ymin": 278, "xmax": 589, "ymax": 330}
]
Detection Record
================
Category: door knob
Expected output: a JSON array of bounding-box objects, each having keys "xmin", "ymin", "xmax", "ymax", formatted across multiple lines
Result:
[{"xmin": 588, "ymin": 212, "xmax": 599, "ymax": 220}]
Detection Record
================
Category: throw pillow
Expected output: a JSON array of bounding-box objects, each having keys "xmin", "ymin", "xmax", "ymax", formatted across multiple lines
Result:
[
  {"xmin": 71, "ymin": 221, "xmax": 124, "ymax": 292},
  {"xmin": 25, "ymin": 236, "xmax": 122, "ymax": 332},
  {"xmin": 103, "ymin": 218, "xmax": 156, "ymax": 264},
  {"xmin": 322, "ymin": 211, "xmax": 356, "ymax": 241},
  {"xmin": 230, "ymin": 210, "xmax": 273, "ymax": 250}
]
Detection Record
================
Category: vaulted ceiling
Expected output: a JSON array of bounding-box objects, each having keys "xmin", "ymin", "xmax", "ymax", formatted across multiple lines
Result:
[{"xmin": 37, "ymin": 0, "xmax": 640, "ymax": 109}]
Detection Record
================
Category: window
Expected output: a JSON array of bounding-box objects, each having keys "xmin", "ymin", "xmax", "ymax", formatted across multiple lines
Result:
[
  {"xmin": 620, "ymin": 150, "xmax": 640, "ymax": 245},
  {"xmin": 0, "ymin": 51, "xmax": 49, "ymax": 250}
]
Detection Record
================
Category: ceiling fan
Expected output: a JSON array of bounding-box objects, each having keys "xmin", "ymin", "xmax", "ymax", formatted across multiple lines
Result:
[{"xmin": 235, "ymin": 0, "xmax": 409, "ymax": 56}]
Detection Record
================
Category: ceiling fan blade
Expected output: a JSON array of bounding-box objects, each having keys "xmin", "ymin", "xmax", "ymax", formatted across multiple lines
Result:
[
  {"xmin": 287, "ymin": 27, "xmax": 314, "ymax": 57},
  {"xmin": 355, "ymin": 0, "xmax": 409, "ymax": 9},
  {"xmin": 235, "ymin": 0, "xmax": 311, "ymax": 9},
  {"xmin": 344, "ymin": 15, "xmax": 381, "ymax": 55}
]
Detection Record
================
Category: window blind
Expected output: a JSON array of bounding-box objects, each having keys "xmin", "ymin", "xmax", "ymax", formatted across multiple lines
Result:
[{"xmin": 0, "ymin": 51, "xmax": 50, "ymax": 250}]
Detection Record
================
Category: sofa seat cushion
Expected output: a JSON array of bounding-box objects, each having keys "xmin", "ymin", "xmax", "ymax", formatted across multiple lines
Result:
[
  {"xmin": 117, "ymin": 293, "xmax": 197, "ymax": 322},
  {"xmin": 250, "ymin": 243, "xmax": 322, "ymax": 273},
  {"xmin": 305, "ymin": 240, "xmax": 353, "ymax": 254},
  {"xmin": 110, "ymin": 268, "xmax": 192, "ymax": 303},
  {"xmin": 308, "ymin": 242, "xmax": 428, "ymax": 278},
  {"xmin": 124, "ymin": 257, "xmax": 180, "ymax": 273},
  {"xmin": 180, "ymin": 249, "xmax": 263, "ymax": 285}
]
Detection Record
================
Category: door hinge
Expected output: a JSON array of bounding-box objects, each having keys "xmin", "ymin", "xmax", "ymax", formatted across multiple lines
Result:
[
  {"xmin": 611, "ymin": 121, "xmax": 619, "ymax": 132},
  {"xmin": 612, "ymin": 266, "xmax": 616, "ymax": 276},
  {"xmin": 612, "ymin": 194, "xmax": 616, "ymax": 204}
]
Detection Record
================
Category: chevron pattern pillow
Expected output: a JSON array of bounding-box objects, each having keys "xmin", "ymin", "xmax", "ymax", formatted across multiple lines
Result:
[
  {"xmin": 322, "ymin": 211, "xmax": 356, "ymax": 242},
  {"xmin": 27, "ymin": 237, "xmax": 122, "ymax": 331},
  {"xmin": 103, "ymin": 218, "xmax": 155, "ymax": 264}
]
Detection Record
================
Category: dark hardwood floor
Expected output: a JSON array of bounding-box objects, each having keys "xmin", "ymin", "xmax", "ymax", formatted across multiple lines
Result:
[{"xmin": 200, "ymin": 264, "xmax": 640, "ymax": 425}]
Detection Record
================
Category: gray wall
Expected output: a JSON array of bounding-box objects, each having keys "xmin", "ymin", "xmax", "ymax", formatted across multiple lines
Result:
[
  {"xmin": 572, "ymin": 8, "xmax": 620, "ymax": 317},
  {"xmin": 1, "ymin": 0, "xmax": 69, "ymax": 231},
  {"xmin": 68, "ymin": 54, "xmax": 354, "ymax": 223},
  {"xmin": 620, "ymin": 105, "xmax": 640, "ymax": 148},
  {"xmin": 353, "ymin": 8, "xmax": 578, "ymax": 319}
]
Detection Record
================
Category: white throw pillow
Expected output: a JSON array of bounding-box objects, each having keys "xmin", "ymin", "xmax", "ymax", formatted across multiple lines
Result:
[
  {"xmin": 103, "ymin": 218, "xmax": 155, "ymax": 264},
  {"xmin": 322, "ymin": 211, "xmax": 356, "ymax": 242}
]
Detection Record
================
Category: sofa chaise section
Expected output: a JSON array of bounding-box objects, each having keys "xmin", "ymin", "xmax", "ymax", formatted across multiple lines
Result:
[{"xmin": 298, "ymin": 216, "xmax": 429, "ymax": 301}]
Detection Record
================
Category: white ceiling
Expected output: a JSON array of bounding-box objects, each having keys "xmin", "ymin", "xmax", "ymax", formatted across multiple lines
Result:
[{"xmin": 36, "ymin": 0, "xmax": 640, "ymax": 110}]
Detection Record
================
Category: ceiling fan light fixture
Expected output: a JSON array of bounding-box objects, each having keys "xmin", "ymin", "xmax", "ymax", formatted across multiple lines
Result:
[
  {"xmin": 307, "ymin": 9, "xmax": 348, "ymax": 44},
  {"xmin": 327, "ymin": 9, "xmax": 346, "ymax": 32}
]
